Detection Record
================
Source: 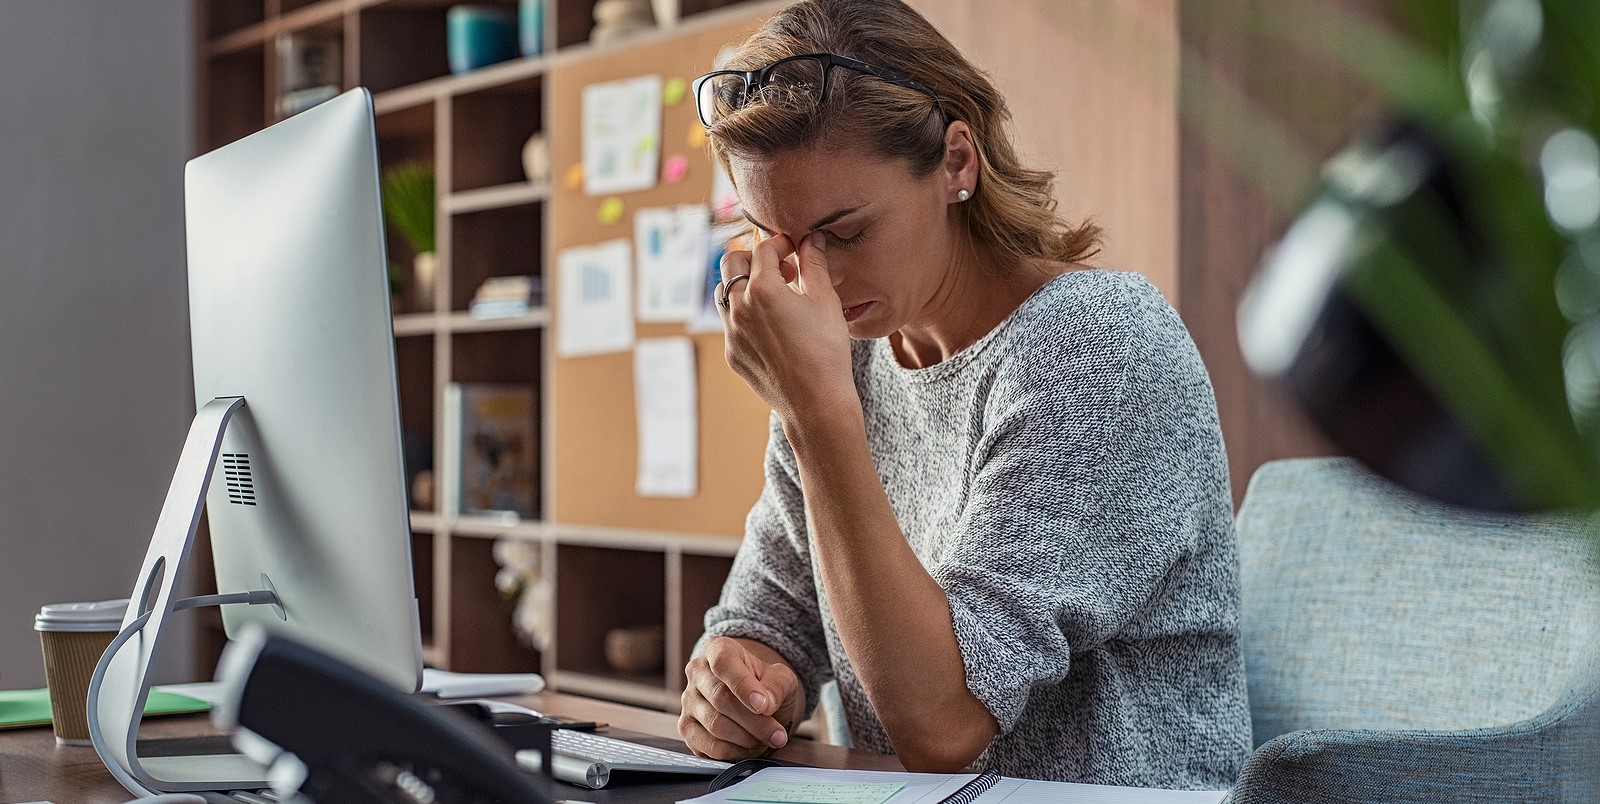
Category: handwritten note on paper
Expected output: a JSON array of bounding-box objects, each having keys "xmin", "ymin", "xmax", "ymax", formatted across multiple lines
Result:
[
  {"xmin": 634, "ymin": 337, "xmax": 698, "ymax": 498},
  {"xmin": 557, "ymin": 240, "xmax": 635, "ymax": 358},
  {"xmin": 583, "ymin": 75, "xmax": 663, "ymax": 195},
  {"xmin": 636, "ymin": 204, "xmax": 711, "ymax": 323},
  {"xmin": 728, "ymin": 780, "xmax": 906, "ymax": 804}
]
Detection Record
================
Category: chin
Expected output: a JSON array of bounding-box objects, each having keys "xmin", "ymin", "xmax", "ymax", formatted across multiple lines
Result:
[{"xmin": 845, "ymin": 319, "xmax": 896, "ymax": 341}]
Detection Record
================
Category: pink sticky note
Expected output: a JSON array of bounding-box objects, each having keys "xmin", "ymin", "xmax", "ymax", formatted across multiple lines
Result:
[{"xmin": 663, "ymin": 154, "xmax": 690, "ymax": 184}]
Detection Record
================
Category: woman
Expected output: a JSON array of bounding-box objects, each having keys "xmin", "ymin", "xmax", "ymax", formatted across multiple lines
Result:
[{"xmin": 679, "ymin": 0, "xmax": 1250, "ymax": 789}]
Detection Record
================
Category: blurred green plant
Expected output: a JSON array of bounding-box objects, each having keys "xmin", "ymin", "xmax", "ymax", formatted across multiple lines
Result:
[
  {"xmin": 1188, "ymin": 0, "xmax": 1600, "ymax": 511},
  {"xmin": 381, "ymin": 163, "xmax": 437, "ymax": 255}
]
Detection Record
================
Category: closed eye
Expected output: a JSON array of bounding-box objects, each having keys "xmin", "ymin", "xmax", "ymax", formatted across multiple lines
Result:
[{"xmin": 824, "ymin": 229, "xmax": 867, "ymax": 248}]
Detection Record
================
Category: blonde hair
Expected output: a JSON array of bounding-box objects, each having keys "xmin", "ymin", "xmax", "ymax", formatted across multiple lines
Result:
[{"xmin": 705, "ymin": 0, "xmax": 1101, "ymax": 268}]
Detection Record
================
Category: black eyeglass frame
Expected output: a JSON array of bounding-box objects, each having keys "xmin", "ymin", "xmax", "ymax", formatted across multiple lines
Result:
[{"xmin": 693, "ymin": 52, "xmax": 949, "ymax": 128}]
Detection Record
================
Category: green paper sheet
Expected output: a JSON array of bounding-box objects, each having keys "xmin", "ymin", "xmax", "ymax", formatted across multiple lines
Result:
[
  {"xmin": 0, "ymin": 687, "xmax": 210, "ymax": 730},
  {"xmin": 729, "ymin": 780, "xmax": 906, "ymax": 804}
]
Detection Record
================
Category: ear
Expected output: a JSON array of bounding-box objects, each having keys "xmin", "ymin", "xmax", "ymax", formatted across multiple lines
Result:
[{"xmin": 942, "ymin": 121, "xmax": 980, "ymax": 203}]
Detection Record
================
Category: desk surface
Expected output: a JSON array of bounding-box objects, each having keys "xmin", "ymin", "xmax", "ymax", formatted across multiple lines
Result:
[{"xmin": 0, "ymin": 690, "xmax": 902, "ymax": 804}]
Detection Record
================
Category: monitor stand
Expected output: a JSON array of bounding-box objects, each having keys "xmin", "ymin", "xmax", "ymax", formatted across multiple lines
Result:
[{"xmin": 87, "ymin": 397, "xmax": 286, "ymax": 797}]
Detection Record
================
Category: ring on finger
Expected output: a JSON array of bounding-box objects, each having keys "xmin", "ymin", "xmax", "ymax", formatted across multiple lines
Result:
[{"xmin": 718, "ymin": 274, "xmax": 752, "ymax": 309}]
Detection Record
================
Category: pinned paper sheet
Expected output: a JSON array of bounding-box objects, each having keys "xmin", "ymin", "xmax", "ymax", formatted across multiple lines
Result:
[
  {"xmin": 583, "ymin": 74, "xmax": 663, "ymax": 195},
  {"xmin": 729, "ymin": 780, "xmax": 905, "ymax": 804},
  {"xmin": 688, "ymin": 236, "xmax": 730, "ymax": 334},
  {"xmin": 634, "ymin": 337, "xmax": 697, "ymax": 498},
  {"xmin": 557, "ymin": 239, "xmax": 635, "ymax": 358},
  {"xmin": 636, "ymin": 204, "xmax": 710, "ymax": 323}
]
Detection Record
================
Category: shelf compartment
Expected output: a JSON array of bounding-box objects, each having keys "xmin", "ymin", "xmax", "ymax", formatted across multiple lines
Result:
[
  {"xmin": 395, "ymin": 334, "xmax": 436, "ymax": 510},
  {"xmin": 205, "ymin": 45, "xmax": 267, "ymax": 150},
  {"xmin": 450, "ymin": 329, "xmax": 545, "ymax": 520},
  {"xmin": 554, "ymin": 0, "xmax": 598, "ymax": 50},
  {"xmin": 357, "ymin": 5, "xmax": 454, "ymax": 95},
  {"xmin": 448, "ymin": 203, "xmax": 543, "ymax": 312},
  {"xmin": 451, "ymin": 77, "xmax": 543, "ymax": 193},
  {"xmin": 205, "ymin": 0, "xmax": 266, "ymax": 40},
  {"xmin": 375, "ymin": 99, "xmax": 438, "ymax": 315},
  {"xmin": 675, "ymin": 552, "xmax": 734, "ymax": 688},
  {"xmin": 555, "ymin": 546, "xmax": 667, "ymax": 686},
  {"xmin": 446, "ymin": 536, "xmax": 543, "ymax": 672}
]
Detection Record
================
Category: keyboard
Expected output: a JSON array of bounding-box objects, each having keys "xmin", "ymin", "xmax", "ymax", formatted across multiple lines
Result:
[{"xmin": 516, "ymin": 729, "xmax": 732, "ymax": 789}]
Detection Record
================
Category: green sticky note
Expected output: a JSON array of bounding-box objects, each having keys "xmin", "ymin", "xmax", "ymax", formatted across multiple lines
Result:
[
  {"xmin": 663, "ymin": 77, "xmax": 689, "ymax": 106},
  {"xmin": 729, "ymin": 780, "xmax": 905, "ymax": 804}
]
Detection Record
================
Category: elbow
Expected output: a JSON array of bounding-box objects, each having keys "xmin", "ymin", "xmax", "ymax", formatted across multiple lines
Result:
[{"xmin": 892, "ymin": 718, "xmax": 996, "ymax": 773}]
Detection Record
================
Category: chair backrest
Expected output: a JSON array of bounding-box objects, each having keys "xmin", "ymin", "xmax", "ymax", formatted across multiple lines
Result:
[{"xmin": 1237, "ymin": 457, "xmax": 1598, "ymax": 747}]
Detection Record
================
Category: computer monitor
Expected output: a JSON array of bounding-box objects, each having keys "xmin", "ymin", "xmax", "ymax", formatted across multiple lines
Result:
[{"xmin": 89, "ymin": 88, "xmax": 423, "ymax": 796}]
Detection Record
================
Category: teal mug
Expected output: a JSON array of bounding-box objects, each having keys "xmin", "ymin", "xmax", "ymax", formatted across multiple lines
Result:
[{"xmin": 447, "ymin": 5, "xmax": 518, "ymax": 75}]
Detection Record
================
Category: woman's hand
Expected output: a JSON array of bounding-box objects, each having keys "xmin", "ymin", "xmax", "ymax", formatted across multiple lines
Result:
[
  {"xmin": 718, "ymin": 232, "xmax": 858, "ymax": 429},
  {"xmin": 679, "ymin": 636, "xmax": 805, "ymax": 760}
]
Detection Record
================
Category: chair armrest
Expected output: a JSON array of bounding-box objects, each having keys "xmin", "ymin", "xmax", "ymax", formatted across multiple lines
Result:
[{"xmin": 1226, "ymin": 687, "xmax": 1597, "ymax": 804}]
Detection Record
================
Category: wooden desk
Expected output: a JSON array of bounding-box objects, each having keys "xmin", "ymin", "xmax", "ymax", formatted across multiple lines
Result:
[{"xmin": 0, "ymin": 691, "xmax": 902, "ymax": 804}]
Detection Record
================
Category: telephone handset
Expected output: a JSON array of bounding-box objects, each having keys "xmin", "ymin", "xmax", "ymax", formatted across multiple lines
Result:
[{"xmin": 213, "ymin": 627, "xmax": 553, "ymax": 804}]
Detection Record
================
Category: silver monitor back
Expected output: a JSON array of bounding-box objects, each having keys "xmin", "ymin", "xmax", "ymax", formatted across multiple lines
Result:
[{"xmin": 184, "ymin": 87, "xmax": 422, "ymax": 693}]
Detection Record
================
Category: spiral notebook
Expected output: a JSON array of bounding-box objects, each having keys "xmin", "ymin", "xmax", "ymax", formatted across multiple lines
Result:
[{"xmin": 679, "ymin": 767, "xmax": 1228, "ymax": 804}]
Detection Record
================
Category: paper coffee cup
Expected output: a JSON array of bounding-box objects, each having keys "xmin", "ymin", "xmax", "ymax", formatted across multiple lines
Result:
[{"xmin": 35, "ymin": 599, "xmax": 127, "ymax": 746}]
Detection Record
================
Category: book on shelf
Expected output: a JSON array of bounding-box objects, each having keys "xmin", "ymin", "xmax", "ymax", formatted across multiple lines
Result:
[
  {"xmin": 470, "ymin": 275, "xmax": 544, "ymax": 320},
  {"xmin": 442, "ymin": 383, "xmax": 539, "ymax": 520}
]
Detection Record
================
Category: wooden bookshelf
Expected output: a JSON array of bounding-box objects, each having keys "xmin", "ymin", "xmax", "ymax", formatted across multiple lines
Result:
[{"xmin": 195, "ymin": 0, "xmax": 778, "ymax": 711}]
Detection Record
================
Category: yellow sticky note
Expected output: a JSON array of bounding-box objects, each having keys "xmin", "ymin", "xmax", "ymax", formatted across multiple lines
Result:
[
  {"xmin": 663, "ymin": 77, "xmax": 688, "ymax": 106},
  {"xmin": 687, "ymin": 124, "xmax": 707, "ymax": 149},
  {"xmin": 563, "ymin": 164, "xmax": 584, "ymax": 190},
  {"xmin": 598, "ymin": 197, "xmax": 626, "ymax": 225}
]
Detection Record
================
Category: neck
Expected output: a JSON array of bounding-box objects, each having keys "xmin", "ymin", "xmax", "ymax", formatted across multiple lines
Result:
[{"xmin": 891, "ymin": 244, "xmax": 1053, "ymax": 370}]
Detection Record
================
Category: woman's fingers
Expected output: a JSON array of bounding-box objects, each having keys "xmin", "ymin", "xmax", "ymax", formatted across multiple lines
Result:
[
  {"xmin": 686, "ymin": 674, "xmax": 768, "ymax": 749},
  {"xmin": 677, "ymin": 711, "xmax": 762, "ymax": 761},
  {"xmin": 719, "ymin": 249, "xmax": 752, "ymax": 285},
  {"xmin": 747, "ymin": 234, "xmax": 796, "ymax": 290}
]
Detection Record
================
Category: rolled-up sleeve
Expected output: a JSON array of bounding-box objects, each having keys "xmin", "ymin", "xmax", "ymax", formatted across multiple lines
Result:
[{"xmin": 699, "ymin": 414, "xmax": 832, "ymax": 718}]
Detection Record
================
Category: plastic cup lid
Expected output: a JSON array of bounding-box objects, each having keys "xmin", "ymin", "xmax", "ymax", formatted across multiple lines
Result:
[{"xmin": 35, "ymin": 599, "xmax": 129, "ymax": 632}]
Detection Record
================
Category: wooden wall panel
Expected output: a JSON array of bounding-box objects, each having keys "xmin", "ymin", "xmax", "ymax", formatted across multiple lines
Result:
[
  {"xmin": 910, "ymin": 0, "xmax": 1180, "ymax": 300},
  {"xmin": 1177, "ymin": 0, "xmax": 1391, "ymax": 503}
]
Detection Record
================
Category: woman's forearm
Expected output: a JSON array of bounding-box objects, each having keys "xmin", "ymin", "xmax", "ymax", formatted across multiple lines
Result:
[{"xmin": 783, "ymin": 407, "xmax": 998, "ymax": 770}]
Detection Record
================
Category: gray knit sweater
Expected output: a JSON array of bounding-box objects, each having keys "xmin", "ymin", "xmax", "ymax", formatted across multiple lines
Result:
[{"xmin": 702, "ymin": 269, "xmax": 1251, "ymax": 789}]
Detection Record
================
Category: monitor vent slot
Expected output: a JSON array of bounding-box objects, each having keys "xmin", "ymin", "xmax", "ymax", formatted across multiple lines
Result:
[{"xmin": 222, "ymin": 453, "xmax": 257, "ymax": 506}]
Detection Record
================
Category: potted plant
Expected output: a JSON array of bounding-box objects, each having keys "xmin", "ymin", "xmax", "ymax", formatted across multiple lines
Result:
[{"xmin": 381, "ymin": 163, "xmax": 438, "ymax": 313}]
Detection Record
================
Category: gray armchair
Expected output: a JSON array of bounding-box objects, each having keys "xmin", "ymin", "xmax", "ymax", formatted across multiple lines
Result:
[{"xmin": 1228, "ymin": 457, "xmax": 1598, "ymax": 803}]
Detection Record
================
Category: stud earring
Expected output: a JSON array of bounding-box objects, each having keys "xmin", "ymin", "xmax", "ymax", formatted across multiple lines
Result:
[{"xmin": 957, "ymin": 189, "xmax": 970, "ymax": 202}]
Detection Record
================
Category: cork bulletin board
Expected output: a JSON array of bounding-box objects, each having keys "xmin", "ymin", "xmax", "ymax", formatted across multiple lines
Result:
[{"xmin": 548, "ymin": 8, "xmax": 779, "ymax": 535}]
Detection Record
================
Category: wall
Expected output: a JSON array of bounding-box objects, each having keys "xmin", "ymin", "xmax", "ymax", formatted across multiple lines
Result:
[
  {"xmin": 911, "ymin": 0, "xmax": 1179, "ymax": 298},
  {"xmin": 0, "ymin": 0, "xmax": 196, "ymax": 687}
]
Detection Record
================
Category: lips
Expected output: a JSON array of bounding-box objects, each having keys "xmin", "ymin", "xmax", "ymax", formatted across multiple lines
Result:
[{"xmin": 842, "ymin": 301, "xmax": 873, "ymax": 322}]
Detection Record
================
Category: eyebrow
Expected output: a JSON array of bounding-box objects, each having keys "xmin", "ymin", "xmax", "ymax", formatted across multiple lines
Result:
[{"xmin": 742, "ymin": 204, "xmax": 867, "ymax": 236}]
